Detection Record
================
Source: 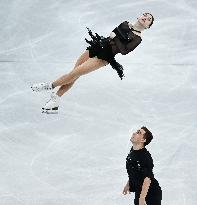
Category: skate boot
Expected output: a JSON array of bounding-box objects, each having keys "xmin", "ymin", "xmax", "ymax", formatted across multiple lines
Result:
[
  {"xmin": 31, "ymin": 82, "xmax": 53, "ymax": 92},
  {"xmin": 42, "ymin": 92, "xmax": 60, "ymax": 114}
]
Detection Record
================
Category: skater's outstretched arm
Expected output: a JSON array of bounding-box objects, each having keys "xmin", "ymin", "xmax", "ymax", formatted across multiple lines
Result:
[{"xmin": 122, "ymin": 180, "xmax": 131, "ymax": 195}]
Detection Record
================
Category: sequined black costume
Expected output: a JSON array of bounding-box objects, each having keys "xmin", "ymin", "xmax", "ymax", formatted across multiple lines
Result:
[
  {"xmin": 85, "ymin": 21, "xmax": 142, "ymax": 80},
  {"xmin": 126, "ymin": 147, "xmax": 162, "ymax": 205}
]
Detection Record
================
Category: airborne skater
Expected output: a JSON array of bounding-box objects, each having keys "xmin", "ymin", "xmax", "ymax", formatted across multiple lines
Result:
[{"xmin": 31, "ymin": 13, "xmax": 154, "ymax": 113}]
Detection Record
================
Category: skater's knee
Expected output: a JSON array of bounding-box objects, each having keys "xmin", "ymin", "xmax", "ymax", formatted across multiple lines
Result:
[{"xmin": 74, "ymin": 50, "xmax": 89, "ymax": 68}]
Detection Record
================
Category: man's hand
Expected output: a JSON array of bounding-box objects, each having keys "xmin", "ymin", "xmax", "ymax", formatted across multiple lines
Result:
[
  {"xmin": 122, "ymin": 184, "xmax": 130, "ymax": 195},
  {"xmin": 139, "ymin": 197, "xmax": 147, "ymax": 205}
]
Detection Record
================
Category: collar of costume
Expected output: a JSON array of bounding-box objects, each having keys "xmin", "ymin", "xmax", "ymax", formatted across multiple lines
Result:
[{"xmin": 130, "ymin": 27, "xmax": 141, "ymax": 33}]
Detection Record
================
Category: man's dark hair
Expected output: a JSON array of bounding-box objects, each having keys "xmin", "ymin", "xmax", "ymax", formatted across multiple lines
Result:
[
  {"xmin": 141, "ymin": 126, "xmax": 153, "ymax": 146},
  {"xmin": 145, "ymin": 13, "xmax": 154, "ymax": 28}
]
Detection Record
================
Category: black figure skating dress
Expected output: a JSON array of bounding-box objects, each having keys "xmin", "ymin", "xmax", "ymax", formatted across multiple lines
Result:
[{"xmin": 85, "ymin": 21, "xmax": 142, "ymax": 80}]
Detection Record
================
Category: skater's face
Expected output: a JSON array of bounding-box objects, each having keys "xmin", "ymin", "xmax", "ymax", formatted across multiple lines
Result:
[
  {"xmin": 138, "ymin": 13, "xmax": 153, "ymax": 29},
  {"xmin": 130, "ymin": 128, "xmax": 146, "ymax": 144}
]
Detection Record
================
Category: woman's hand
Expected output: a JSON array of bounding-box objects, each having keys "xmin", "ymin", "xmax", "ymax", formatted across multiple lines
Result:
[
  {"xmin": 109, "ymin": 32, "xmax": 116, "ymax": 39},
  {"xmin": 122, "ymin": 184, "xmax": 130, "ymax": 195},
  {"xmin": 139, "ymin": 197, "xmax": 147, "ymax": 205},
  {"xmin": 128, "ymin": 22, "xmax": 133, "ymax": 29}
]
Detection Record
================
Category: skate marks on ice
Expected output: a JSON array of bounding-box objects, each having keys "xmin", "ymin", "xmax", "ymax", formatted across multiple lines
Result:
[
  {"xmin": 30, "ymin": 133, "xmax": 130, "ymax": 205},
  {"xmin": 29, "ymin": 136, "xmax": 79, "ymax": 204},
  {"xmin": 0, "ymin": 89, "xmax": 30, "ymax": 106},
  {"xmin": 0, "ymin": 194, "xmax": 25, "ymax": 205}
]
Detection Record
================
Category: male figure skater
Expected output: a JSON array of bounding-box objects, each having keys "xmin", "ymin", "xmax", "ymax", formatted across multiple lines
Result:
[{"xmin": 123, "ymin": 127, "xmax": 162, "ymax": 205}]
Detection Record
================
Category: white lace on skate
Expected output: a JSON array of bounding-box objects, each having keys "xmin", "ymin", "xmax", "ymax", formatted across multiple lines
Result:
[
  {"xmin": 31, "ymin": 82, "xmax": 53, "ymax": 92},
  {"xmin": 42, "ymin": 92, "xmax": 59, "ymax": 114}
]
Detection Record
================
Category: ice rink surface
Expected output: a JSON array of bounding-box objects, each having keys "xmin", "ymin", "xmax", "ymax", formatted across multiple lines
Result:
[{"xmin": 0, "ymin": 0, "xmax": 197, "ymax": 204}]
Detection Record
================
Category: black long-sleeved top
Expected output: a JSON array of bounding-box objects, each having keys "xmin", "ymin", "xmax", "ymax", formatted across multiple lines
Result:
[
  {"xmin": 110, "ymin": 21, "xmax": 142, "ymax": 55},
  {"xmin": 126, "ymin": 147, "xmax": 161, "ymax": 194}
]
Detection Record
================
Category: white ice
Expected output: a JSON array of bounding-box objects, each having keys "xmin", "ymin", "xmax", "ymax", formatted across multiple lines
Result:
[{"xmin": 0, "ymin": 0, "xmax": 197, "ymax": 204}]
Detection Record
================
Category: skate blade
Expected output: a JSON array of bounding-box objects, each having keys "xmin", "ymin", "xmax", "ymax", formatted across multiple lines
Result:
[{"xmin": 42, "ymin": 109, "xmax": 58, "ymax": 114}]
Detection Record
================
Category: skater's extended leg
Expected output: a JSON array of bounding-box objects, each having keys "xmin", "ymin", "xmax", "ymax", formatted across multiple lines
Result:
[
  {"xmin": 31, "ymin": 50, "xmax": 89, "ymax": 92},
  {"xmin": 52, "ymin": 57, "xmax": 108, "ymax": 87},
  {"xmin": 42, "ymin": 57, "xmax": 108, "ymax": 113},
  {"xmin": 73, "ymin": 50, "xmax": 90, "ymax": 68},
  {"xmin": 40, "ymin": 51, "xmax": 108, "ymax": 113},
  {"xmin": 55, "ymin": 50, "xmax": 90, "ymax": 96}
]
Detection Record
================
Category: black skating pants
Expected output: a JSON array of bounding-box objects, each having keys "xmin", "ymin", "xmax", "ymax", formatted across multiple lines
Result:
[{"xmin": 134, "ymin": 197, "xmax": 161, "ymax": 205}]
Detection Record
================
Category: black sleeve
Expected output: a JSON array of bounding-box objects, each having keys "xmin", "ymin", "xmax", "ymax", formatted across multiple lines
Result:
[
  {"xmin": 123, "ymin": 38, "xmax": 141, "ymax": 55},
  {"xmin": 113, "ymin": 37, "xmax": 141, "ymax": 55},
  {"xmin": 112, "ymin": 21, "xmax": 130, "ymax": 42},
  {"xmin": 142, "ymin": 153, "xmax": 154, "ymax": 179}
]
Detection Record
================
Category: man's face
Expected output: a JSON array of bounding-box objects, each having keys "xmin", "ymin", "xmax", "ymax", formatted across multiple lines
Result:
[
  {"xmin": 130, "ymin": 128, "xmax": 146, "ymax": 144},
  {"xmin": 138, "ymin": 13, "xmax": 153, "ymax": 29}
]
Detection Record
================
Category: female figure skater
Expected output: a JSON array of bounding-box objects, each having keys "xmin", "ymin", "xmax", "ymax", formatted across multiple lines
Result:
[{"xmin": 31, "ymin": 13, "xmax": 154, "ymax": 113}]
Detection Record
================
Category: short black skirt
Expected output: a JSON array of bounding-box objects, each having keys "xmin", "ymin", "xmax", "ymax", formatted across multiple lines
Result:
[{"xmin": 85, "ymin": 28, "xmax": 124, "ymax": 80}]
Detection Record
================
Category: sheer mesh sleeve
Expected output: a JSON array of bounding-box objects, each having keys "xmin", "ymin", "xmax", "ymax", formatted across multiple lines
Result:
[
  {"xmin": 112, "ymin": 21, "xmax": 130, "ymax": 42},
  {"xmin": 110, "ymin": 21, "xmax": 142, "ymax": 55},
  {"xmin": 113, "ymin": 36, "xmax": 142, "ymax": 55}
]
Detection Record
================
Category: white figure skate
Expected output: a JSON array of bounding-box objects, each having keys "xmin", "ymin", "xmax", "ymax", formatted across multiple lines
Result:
[
  {"xmin": 31, "ymin": 82, "xmax": 53, "ymax": 92},
  {"xmin": 42, "ymin": 92, "xmax": 60, "ymax": 114}
]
